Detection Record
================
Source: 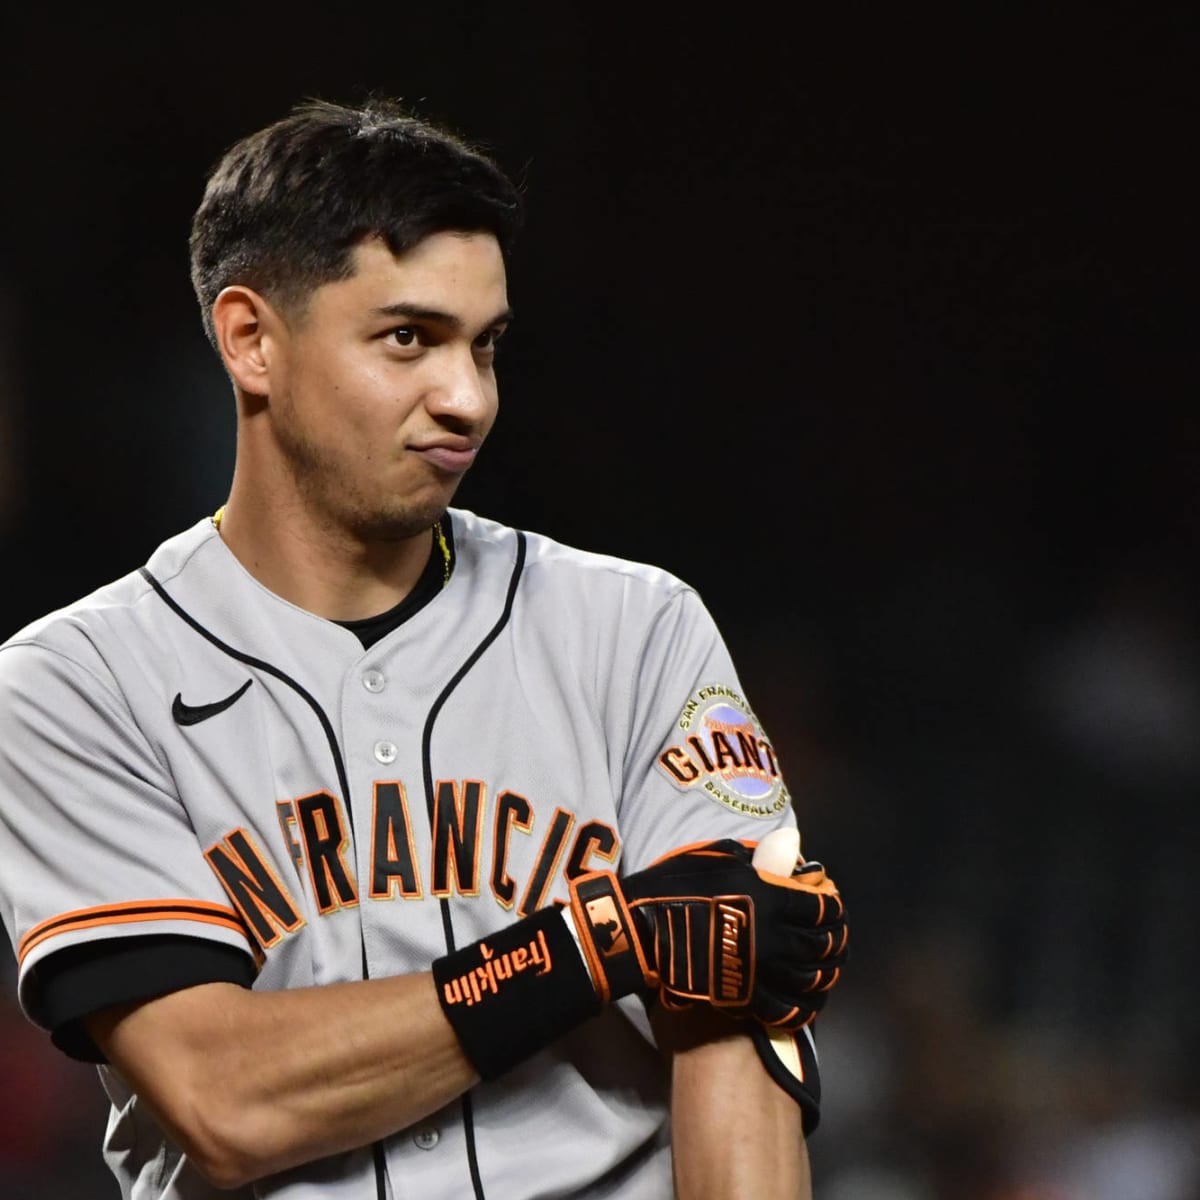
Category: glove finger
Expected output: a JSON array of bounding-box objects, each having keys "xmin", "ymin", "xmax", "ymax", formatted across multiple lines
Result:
[
  {"xmin": 774, "ymin": 886, "xmax": 845, "ymax": 930},
  {"xmin": 658, "ymin": 987, "xmax": 697, "ymax": 1012},
  {"xmin": 760, "ymin": 857, "xmax": 837, "ymax": 890},
  {"xmin": 761, "ymin": 956, "xmax": 842, "ymax": 996},
  {"xmin": 793, "ymin": 860, "xmax": 828, "ymax": 880},
  {"xmin": 642, "ymin": 838, "xmax": 751, "ymax": 873},
  {"xmin": 774, "ymin": 916, "xmax": 850, "ymax": 962},
  {"xmin": 749, "ymin": 986, "xmax": 825, "ymax": 1032},
  {"xmin": 766, "ymin": 927, "xmax": 849, "ymax": 973}
]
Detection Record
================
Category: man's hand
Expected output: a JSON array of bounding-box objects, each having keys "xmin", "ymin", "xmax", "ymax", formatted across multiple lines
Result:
[
  {"xmin": 568, "ymin": 838, "xmax": 847, "ymax": 1030},
  {"xmin": 432, "ymin": 836, "xmax": 847, "ymax": 1084}
]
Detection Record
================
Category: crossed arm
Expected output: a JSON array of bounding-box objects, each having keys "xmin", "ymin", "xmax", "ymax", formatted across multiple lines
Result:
[
  {"xmin": 659, "ymin": 1006, "xmax": 813, "ymax": 1199},
  {"xmin": 85, "ymin": 973, "xmax": 476, "ymax": 1190},
  {"xmin": 86, "ymin": 971, "xmax": 810, "ymax": 1196},
  {"xmin": 83, "ymin": 836, "xmax": 837, "ymax": 1193}
]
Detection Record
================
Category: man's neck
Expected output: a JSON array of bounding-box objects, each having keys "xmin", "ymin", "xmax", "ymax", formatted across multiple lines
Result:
[{"xmin": 213, "ymin": 499, "xmax": 439, "ymax": 622}]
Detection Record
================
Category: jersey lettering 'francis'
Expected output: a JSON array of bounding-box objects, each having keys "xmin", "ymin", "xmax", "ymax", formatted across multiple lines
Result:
[
  {"xmin": 0, "ymin": 507, "xmax": 802, "ymax": 1200},
  {"xmin": 197, "ymin": 785, "xmax": 620, "ymax": 951}
]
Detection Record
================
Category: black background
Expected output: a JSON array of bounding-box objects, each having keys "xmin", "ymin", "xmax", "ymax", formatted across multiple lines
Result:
[{"xmin": 1, "ymin": 8, "xmax": 1197, "ymax": 1197}]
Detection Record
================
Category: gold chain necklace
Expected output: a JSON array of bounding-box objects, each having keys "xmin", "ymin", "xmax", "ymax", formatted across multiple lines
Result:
[
  {"xmin": 211, "ymin": 506, "xmax": 452, "ymax": 588},
  {"xmin": 432, "ymin": 518, "xmax": 452, "ymax": 588}
]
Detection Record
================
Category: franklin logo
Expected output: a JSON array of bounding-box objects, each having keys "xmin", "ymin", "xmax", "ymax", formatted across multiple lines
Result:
[
  {"xmin": 716, "ymin": 900, "xmax": 751, "ymax": 1003},
  {"xmin": 442, "ymin": 929, "xmax": 554, "ymax": 1007}
]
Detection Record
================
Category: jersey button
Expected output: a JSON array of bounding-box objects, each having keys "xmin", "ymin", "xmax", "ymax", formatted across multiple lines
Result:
[
  {"xmin": 362, "ymin": 669, "xmax": 385, "ymax": 693},
  {"xmin": 374, "ymin": 741, "xmax": 397, "ymax": 764},
  {"xmin": 412, "ymin": 1126, "xmax": 440, "ymax": 1150}
]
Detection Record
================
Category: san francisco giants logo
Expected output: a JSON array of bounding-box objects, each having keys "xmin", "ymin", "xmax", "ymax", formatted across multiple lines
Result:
[{"xmin": 658, "ymin": 685, "xmax": 790, "ymax": 819}]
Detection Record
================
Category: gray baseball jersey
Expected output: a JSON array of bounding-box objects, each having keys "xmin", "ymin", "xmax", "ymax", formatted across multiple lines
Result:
[{"xmin": 0, "ymin": 507, "xmax": 802, "ymax": 1200}]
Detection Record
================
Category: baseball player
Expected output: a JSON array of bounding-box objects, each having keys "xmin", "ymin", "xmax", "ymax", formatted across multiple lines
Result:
[{"xmin": 0, "ymin": 98, "xmax": 848, "ymax": 1199}]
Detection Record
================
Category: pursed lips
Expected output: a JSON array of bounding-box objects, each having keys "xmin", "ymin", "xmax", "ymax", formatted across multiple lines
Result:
[{"xmin": 409, "ymin": 439, "xmax": 481, "ymax": 474}]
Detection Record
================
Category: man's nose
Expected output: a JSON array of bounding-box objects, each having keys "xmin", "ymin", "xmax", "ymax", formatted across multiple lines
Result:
[{"xmin": 425, "ymin": 345, "xmax": 492, "ymax": 421}]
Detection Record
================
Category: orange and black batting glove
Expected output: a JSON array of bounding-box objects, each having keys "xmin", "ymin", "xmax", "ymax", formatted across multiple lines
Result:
[
  {"xmin": 568, "ymin": 838, "xmax": 848, "ymax": 1031},
  {"xmin": 431, "ymin": 837, "xmax": 846, "ymax": 1082}
]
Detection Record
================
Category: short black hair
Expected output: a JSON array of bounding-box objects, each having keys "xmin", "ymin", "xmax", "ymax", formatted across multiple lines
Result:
[{"xmin": 188, "ymin": 96, "xmax": 524, "ymax": 348}]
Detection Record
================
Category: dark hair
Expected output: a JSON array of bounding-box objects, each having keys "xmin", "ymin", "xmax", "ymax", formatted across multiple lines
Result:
[{"xmin": 188, "ymin": 97, "xmax": 524, "ymax": 349}]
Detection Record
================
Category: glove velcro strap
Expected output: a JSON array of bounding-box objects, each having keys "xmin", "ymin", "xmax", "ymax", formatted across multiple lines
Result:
[
  {"xmin": 432, "ymin": 906, "xmax": 602, "ymax": 1080},
  {"xmin": 569, "ymin": 871, "xmax": 653, "ymax": 1002}
]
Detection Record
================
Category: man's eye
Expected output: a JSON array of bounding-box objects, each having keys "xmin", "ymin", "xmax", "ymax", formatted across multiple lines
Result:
[
  {"xmin": 474, "ymin": 328, "xmax": 505, "ymax": 352},
  {"xmin": 390, "ymin": 327, "xmax": 418, "ymax": 347}
]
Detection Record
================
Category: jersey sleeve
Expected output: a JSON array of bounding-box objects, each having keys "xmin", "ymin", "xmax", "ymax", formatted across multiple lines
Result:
[
  {"xmin": 612, "ymin": 585, "xmax": 825, "ymax": 1128},
  {"xmin": 613, "ymin": 584, "xmax": 802, "ymax": 870},
  {"xmin": 36, "ymin": 935, "xmax": 255, "ymax": 1062},
  {"xmin": 0, "ymin": 640, "xmax": 256, "ymax": 1044}
]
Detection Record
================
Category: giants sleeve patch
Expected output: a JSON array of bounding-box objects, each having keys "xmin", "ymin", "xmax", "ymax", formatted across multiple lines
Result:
[{"xmin": 656, "ymin": 684, "xmax": 791, "ymax": 819}]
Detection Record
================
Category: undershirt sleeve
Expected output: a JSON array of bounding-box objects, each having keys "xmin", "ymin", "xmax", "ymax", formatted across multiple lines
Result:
[{"xmin": 35, "ymin": 934, "xmax": 256, "ymax": 1063}]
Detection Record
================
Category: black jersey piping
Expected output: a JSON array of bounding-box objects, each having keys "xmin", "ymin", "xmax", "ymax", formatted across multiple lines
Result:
[
  {"xmin": 139, "ymin": 567, "xmax": 388, "ymax": 1200},
  {"xmin": 419, "ymin": 529, "xmax": 526, "ymax": 1200}
]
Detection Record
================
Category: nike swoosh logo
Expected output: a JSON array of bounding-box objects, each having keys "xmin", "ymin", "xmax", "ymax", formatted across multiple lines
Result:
[{"xmin": 172, "ymin": 679, "xmax": 254, "ymax": 726}]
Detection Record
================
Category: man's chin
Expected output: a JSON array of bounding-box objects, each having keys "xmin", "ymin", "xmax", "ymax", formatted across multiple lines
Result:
[{"xmin": 350, "ymin": 503, "xmax": 448, "ymax": 544}]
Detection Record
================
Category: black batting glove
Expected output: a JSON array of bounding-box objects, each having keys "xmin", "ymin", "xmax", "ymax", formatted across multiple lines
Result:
[
  {"xmin": 431, "ymin": 837, "xmax": 847, "ymax": 1081},
  {"xmin": 569, "ymin": 838, "xmax": 848, "ymax": 1031}
]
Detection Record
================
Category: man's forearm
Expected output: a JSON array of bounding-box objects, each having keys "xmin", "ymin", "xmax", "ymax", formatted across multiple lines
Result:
[
  {"xmin": 658, "ymin": 1009, "xmax": 812, "ymax": 1200},
  {"xmin": 86, "ymin": 973, "xmax": 477, "ymax": 1189}
]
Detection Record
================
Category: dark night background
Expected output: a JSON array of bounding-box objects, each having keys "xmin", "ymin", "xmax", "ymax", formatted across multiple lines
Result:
[{"xmin": 1, "ymin": 8, "xmax": 1197, "ymax": 1198}]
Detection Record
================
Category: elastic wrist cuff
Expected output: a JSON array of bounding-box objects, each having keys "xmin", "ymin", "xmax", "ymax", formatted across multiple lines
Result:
[
  {"xmin": 432, "ymin": 906, "xmax": 602, "ymax": 1080},
  {"xmin": 569, "ymin": 871, "xmax": 650, "ymax": 1001}
]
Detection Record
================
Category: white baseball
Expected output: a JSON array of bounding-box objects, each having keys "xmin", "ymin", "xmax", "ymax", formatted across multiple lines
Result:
[{"xmin": 751, "ymin": 826, "xmax": 800, "ymax": 874}]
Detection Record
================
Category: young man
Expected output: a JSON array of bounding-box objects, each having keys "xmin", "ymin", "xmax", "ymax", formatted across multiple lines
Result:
[{"xmin": 0, "ymin": 98, "xmax": 847, "ymax": 1199}]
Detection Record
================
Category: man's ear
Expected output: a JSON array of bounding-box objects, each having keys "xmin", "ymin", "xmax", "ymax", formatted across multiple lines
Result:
[{"xmin": 211, "ymin": 286, "xmax": 281, "ymax": 398}]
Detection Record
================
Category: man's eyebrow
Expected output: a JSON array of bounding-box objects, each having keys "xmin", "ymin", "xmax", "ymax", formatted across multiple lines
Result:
[{"xmin": 370, "ymin": 303, "xmax": 515, "ymax": 329}]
